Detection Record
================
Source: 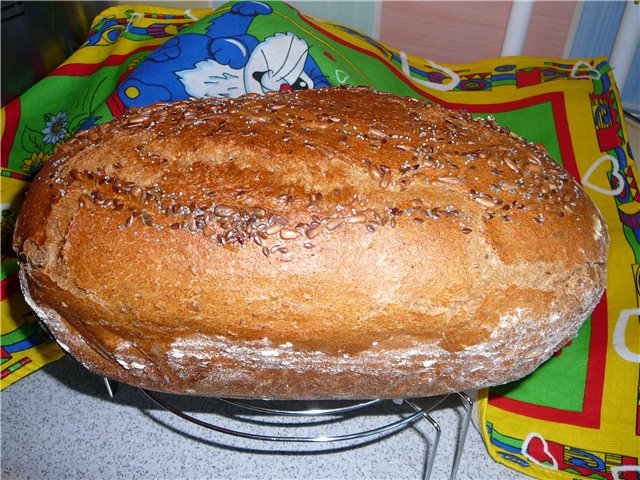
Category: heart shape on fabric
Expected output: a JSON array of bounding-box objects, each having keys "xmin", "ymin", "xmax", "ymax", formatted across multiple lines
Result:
[
  {"xmin": 582, "ymin": 154, "xmax": 625, "ymax": 196},
  {"xmin": 614, "ymin": 308, "xmax": 640, "ymax": 363},
  {"xmin": 612, "ymin": 465, "xmax": 640, "ymax": 480},
  {"xmin": 570, "ymin": 60, "xmax": 601, "ymax": 80},
  {"xmin": 335, "ymin": 70, "xmax": 350, "ymax": 84},
  {"xmin": 399, "ymin": 51, "xmax": 460, "ymax": 91},
  {"xmin": 521, "ymin": 432, "xmax": 559, "ymax": 470}
]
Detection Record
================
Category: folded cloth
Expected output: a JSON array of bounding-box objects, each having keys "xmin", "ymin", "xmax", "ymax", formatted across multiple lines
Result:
[{"xmin": 1, "ymin": 2, "xmax": 637, "ymax": 478}]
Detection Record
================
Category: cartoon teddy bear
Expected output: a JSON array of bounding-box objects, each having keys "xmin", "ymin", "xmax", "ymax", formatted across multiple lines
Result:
[{"xmin": 117, "ymin": 1, "xmax": 330, "ymax": 108}]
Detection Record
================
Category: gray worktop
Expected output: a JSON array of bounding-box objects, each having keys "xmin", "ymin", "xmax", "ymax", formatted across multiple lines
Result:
[{"xmin": 2, "ymin": 355, "xmax": 528, "ymax": 480}]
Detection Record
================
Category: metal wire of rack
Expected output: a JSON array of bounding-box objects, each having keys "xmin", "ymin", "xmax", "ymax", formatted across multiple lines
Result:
[{"xmin": 103, "ymin": 377, "xmax": 473, "ymax": 480}]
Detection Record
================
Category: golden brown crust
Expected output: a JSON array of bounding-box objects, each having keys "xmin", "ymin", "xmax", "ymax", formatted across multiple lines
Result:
[{"xmin": 14, "ymin": 86, "xmax": 608, "ymax": 399}]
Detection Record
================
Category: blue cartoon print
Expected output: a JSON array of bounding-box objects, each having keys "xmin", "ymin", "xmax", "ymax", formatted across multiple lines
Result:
[{"xmin": 117, "ymin": 1, "xmax": 330, "ymax": 108}]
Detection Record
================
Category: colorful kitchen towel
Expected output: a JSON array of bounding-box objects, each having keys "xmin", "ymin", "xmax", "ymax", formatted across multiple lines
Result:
[{"xmin": 1, "ymin": 2, "xmax": 637, "ymax": 479}]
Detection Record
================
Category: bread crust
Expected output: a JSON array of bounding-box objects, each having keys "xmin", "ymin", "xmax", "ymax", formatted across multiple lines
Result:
[{"xmin": 14, "ymin": 86, "xmax": 608, "ymax": 399}]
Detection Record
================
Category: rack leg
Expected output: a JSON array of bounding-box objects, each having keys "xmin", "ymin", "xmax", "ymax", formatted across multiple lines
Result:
[
  {"xmin": 405, "ymin": 399, "xmax": 441, "ymax": 480},
  {"xmin": 422, "ymin": 412, "xmax": 441, "ymax": 480},
  {"xmin": 449, "ymin": 392, "xmax": 473, "ymax": 480}
]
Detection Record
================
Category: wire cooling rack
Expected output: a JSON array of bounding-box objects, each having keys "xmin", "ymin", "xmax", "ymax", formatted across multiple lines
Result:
[{"xmin": 103, "ymin": 377, "xmax": 472, "ymax": 480}]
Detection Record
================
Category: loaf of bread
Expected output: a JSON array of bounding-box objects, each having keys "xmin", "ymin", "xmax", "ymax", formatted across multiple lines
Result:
[{"xmin": 14, "ymin": 86, "xmax": 608, "ymax": 399}]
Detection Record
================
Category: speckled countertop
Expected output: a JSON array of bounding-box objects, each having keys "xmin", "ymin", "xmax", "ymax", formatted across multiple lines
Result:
[{"xmin": 1, "ymin": 355, "xmax": 529, "ymax": 480}]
